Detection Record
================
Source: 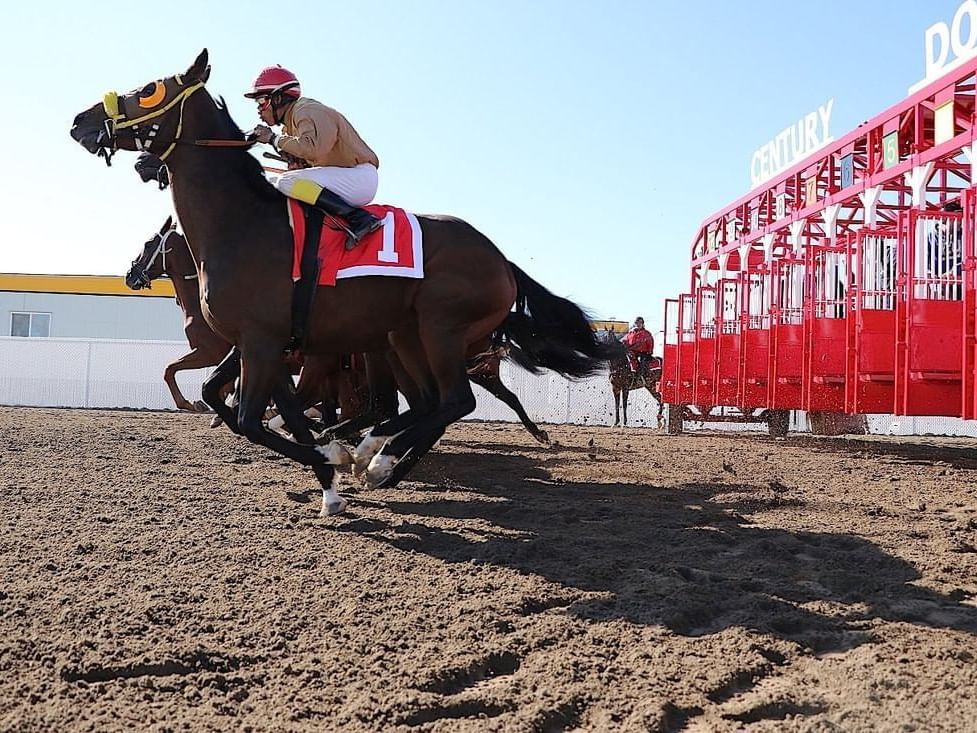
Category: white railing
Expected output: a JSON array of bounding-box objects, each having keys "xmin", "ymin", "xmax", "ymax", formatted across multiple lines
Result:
[
  {"xmin": 0, "ymin": 337, "xmax": 664, "ymax": 427},
  {"xmin": 7, "ymin": 336, "xmax": 977, "ymax": 436}
]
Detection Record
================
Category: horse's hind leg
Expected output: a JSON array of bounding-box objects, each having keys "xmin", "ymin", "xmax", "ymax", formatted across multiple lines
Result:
[
  {"xmin": 470, "ymin": 371, "xmax": 548, "ymax": 444},
  {"xmin": 351, "ymin": 333, "xmax": 435, "ymax": 473},
  {"xmin": 622, "ymin": 387, "xmax": 629, "ymax": 426},
  {"xmin": 365, "ymin": 328, "xmax": 473, "ymax": 489}
]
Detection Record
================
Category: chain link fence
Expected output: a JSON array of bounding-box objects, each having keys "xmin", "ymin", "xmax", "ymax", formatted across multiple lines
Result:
[{"xmin": 4, "ymin": 336, "xmax": 977, "ymax": 435}]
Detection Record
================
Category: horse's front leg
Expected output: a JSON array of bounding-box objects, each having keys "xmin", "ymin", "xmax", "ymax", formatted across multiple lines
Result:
[
  {"xmin": 237, "ymin": 351, "xmax": 353, "ymax": 516},
  {"xmin": 164, "ymin": 346, "xmax": 228, "ymax": 411},
  {"xmin": 622, "ymin": 387, "xmax": 629, "ymax": 426},
  {"xmin": 613, "ymin": 386, "xmax": 621, "ymax": 426}
]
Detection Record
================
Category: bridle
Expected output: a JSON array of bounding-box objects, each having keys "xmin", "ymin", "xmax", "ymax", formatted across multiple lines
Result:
[
  {"xmin": 129, "ymin": 227, "xmax": 195, "ymax": 288},
  {"xmin": 99, "ymin": 81, "xmax": 206, "ymax": 166},
  {"xmin": 98, "ymin": 79, "xmax": 254, "ymax": 167}
]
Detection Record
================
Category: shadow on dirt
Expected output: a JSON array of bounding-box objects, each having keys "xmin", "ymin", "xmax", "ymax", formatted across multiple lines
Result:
[{"xmin": 336, "ymin": 450, "xmax": 977, "ymax": 655}]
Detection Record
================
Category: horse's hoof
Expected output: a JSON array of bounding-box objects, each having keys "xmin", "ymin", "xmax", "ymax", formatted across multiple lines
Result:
[
  {"xmin": 534, "ymin": 430, "xmax": 550, "ymax": 445},
  {"xmin": 193, "ymin": 400, "xmax": 209, "ymax": 412},
  {"xmin": 365, "ymin": 454, "xmax": 397, "ymax": 489},
  {"xmin": 316, "ymin": 441, "xmax": 353, "ymax": 465},
  {"xmin": 320, "ymin": 496, "xmax": 348, "ymax": 516},
  {"xmin": 209, "ymin": 415, "xmax": 224, "ymax": 428}
]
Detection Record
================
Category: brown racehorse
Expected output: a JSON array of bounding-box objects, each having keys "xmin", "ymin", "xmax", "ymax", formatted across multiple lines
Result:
[
  {"xmin": 609, "ymin": 350, "xmax": 664, "ymax": 428},
  {"xmin": 125, "ymin": 216, "xmax": 231, "ymax": 412},
  {"xmin": 125, "ymin": 219, "xmax": 378, "ymax": 426},
  {"xmin": 71, "ymin": 50, "xmax": 618, "ymax": 515},
  {"xmin": 127, "ymin": 216, "xmax": 547, "ymax": 443}
]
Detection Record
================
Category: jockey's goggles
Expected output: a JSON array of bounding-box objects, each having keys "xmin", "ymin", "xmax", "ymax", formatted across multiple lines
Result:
[{"xmin": 255, "ymin": 95, "xmax": 272, "ymax": 112}]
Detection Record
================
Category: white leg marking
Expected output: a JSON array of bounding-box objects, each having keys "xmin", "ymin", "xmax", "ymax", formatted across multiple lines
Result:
[
  {"xmin": 352, "ymin": 433, "xmax": 388, "ymax": 475},
  {"xmin": 267, "ymin": 414, "xmax": 286, "ymax": 432},
  {"xmin": 365, "ymin": 453, "xmax": 397, "ymax": 489},
  {"xmin": 320, "ymin": 474, "xmax": 348, "ymax": 517},
  {"xmin": 316, "ymin": 441, "xmax": 353, "ymax": 465}
]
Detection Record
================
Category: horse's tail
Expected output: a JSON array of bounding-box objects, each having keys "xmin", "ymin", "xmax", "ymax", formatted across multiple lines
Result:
[{"xmin": 500, "ymin": 263, "xmax": 624, "ymax": 379}]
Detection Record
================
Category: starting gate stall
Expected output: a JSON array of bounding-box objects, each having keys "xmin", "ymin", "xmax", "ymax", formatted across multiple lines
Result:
[
  {"xmin": 660, "ymin": 298, "xmax": 681, "ymax": 405},
  {"xmin": 847, "ymin": 229, "xmax": 899, "ymax": 414},
  {"xmin": 714, "ymin": 278, "xmax": 741, "ymax": 406},
  {"xmin": 966, "ymin": 193, "xmax": 977, "ymax": 420},
  {"xmin": 895, "ymin": 208, "xmax": 966, "ymax": 416},
  {"xmin": 803, "ymin": 242, "xmax": 849, "ymax": 412},
  {"xmin": 693, "ymin": 285, "xmax": 718, "ymax": 406},
  {"xmin": 768, "ymin": 255, "xmax": 806, "ymax": 410},
  {"xmin": 737, "ymin": 264, "xmax": 770, "ymax": 409},
  {"xmin": 675, "ymin": 293, "xmax": 697, "ymax": 406}
]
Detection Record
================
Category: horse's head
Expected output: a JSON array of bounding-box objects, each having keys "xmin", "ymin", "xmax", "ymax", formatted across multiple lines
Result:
[
  {"xmin": 125, "ymin": 216, "xmax": 178, "ymax": 290},
  {"xmin": 69, "ymin": 49, "xmax": 211, "ymax": 165}
]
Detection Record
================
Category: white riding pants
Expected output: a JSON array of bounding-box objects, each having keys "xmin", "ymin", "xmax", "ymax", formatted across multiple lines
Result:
[{"xmin": 270, "ymin": 163, "xmax": 379, "ymax": 206}]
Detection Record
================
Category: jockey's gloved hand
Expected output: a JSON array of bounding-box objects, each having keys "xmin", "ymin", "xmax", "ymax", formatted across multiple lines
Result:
[{"xmin": 250, "ymin": 124, "xmax": 276, "ymax": 145}]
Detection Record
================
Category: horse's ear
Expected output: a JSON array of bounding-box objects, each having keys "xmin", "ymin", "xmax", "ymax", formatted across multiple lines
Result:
[
  {"xmin": 185, "ymin": 49, "xmax": 209, "ymax": 82},
  {"xmin": 160, "ymin": 215, "xmax": 173, "ymax": 234},
  {"xmin": 201, "ymin": 65, "xmax": 212, "ymax": 84}
]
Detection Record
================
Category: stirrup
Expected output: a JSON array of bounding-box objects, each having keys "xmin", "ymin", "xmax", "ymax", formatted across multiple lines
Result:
[{"xmin": 344, "ymin": 216, "xmax": 384, "ymax": 251}]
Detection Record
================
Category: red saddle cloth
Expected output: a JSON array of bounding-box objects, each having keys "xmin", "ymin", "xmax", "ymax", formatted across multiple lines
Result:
[{"xmin": 287, "ymin": 201, "xmax": 424, "ymax": 286}]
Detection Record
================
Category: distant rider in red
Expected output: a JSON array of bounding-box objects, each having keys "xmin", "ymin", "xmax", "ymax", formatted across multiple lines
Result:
[{"xmin": 622, "ymin": 316, "xmax": 654, "ymax": 376}]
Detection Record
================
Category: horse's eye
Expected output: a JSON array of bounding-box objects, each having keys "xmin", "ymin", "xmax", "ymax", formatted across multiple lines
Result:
[{"xmin": 138, "ymin": 81, "xmax": 167, "ymax": 109}]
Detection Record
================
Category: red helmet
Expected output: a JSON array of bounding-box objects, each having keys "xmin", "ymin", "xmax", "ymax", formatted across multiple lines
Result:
[{"xmin": 244, "ymin": 65, "xmax": 301, "ymax": 99}]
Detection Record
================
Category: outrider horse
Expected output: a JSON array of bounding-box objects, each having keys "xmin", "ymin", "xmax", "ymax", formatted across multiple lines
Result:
[
  {"xmin": 128, "ymin": 217, "xmax": 548, "ymax": 444},
  {"xmin": 71, "ymin": 50, "xmax": 616, "ymax": 515},
  {"xmin": 609, "ymin": 349, "xmax": 664, "ymax": 427}
]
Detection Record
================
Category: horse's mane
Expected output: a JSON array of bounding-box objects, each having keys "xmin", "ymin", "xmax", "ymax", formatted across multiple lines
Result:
[{"xmin": 210, "ymin": 95, "xmax": 280, "ymax": 202}]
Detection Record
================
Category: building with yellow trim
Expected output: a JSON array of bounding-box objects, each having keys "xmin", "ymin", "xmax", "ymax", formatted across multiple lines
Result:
[{"xmin": 1, "ymin": 273, "xmax": 183, "ymax": 341}]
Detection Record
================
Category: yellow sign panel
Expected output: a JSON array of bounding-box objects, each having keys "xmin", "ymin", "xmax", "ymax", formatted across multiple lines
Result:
[
  {"xmin": 591, "ymin": 320, "xmax": 629, "ymax": 334},
  {"xmin": 0, "ymin": 273, "xmax": 176, "ymax": 298}
]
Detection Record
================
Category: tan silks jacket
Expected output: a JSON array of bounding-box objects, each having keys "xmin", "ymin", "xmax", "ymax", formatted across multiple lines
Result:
[{"xmin": 274, "ymin": 97, "xmax": 379, "ymax": 169}]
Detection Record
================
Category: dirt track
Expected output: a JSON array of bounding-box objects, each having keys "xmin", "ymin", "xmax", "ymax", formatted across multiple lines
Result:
[{"xmin": 2, "ymin": 407, "xmax": 977, "ymax": 731}]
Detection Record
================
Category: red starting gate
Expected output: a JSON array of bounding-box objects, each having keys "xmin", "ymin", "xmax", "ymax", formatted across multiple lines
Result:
[{"xmin": 660, "ymin": 53, "xmax": 977, "ymax": 434}]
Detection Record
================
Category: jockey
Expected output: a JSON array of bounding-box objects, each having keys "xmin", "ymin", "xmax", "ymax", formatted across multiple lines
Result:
[
  {"xmin": 246, "ymin": 65, "xmax": 383, "ymax": 250},
  {"xmin": 622, "ymin": 317, "xmax": 654, "ymax": 374}
]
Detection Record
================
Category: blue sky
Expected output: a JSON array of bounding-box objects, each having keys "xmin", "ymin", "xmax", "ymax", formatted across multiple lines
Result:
[{"xmin": 0, "ymin": 1, "xmax": 963, "ymax": 341}]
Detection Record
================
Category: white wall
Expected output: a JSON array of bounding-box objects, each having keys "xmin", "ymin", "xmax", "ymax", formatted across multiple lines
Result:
[
  {"xmin": 5, "ymin": 337, "xmax": 977, "ymax": 436},
  {"xmin": 0, "ymin": 292, "xmax": 185, "ymax": 341},
  {"xmin": 0, "ymin": 337, "xmax": 663, "ymax": 426}
]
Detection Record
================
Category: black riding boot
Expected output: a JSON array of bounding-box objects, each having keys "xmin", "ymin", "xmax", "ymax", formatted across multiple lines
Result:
[{"xmin": 314, "ymin": 188, "xmax": 384, "ymax": 250}]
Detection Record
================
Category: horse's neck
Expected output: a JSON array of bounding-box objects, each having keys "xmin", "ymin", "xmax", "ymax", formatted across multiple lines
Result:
[{"xmin": 164, "ymin": 99, "xmax": 284, "ymax": 266}]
